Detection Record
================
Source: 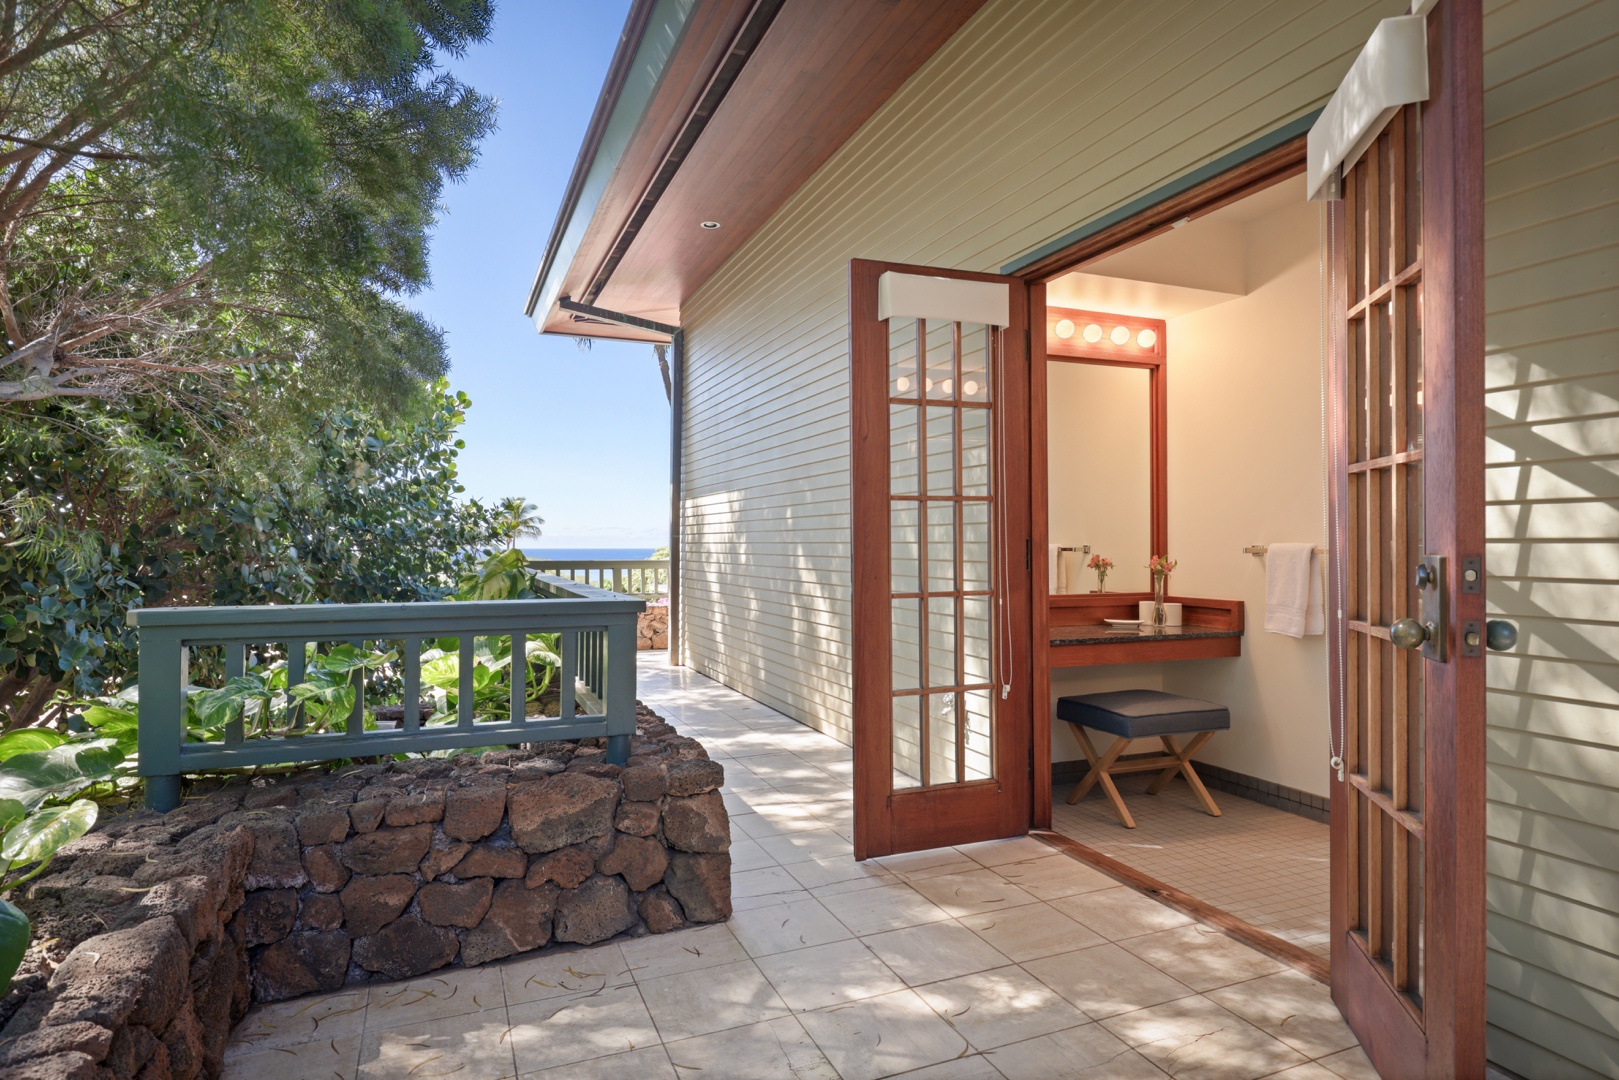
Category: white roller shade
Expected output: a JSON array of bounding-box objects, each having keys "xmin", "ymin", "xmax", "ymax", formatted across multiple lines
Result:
[
  {"xmin": 1307, "ymin": 15, "xmax": 1429, "ymax": 201},
  {"xmin": 877, "ymin": 272, "xmax": 1010, "ymax": 328}
]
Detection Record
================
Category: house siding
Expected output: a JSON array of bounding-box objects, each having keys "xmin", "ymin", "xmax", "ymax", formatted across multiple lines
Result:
[
  {"xmin": 1481, "ymin": 1, "xmax": 1619, "ymax": 1077},
  {"xmin": 679, "ymin": 0, "xmax": 1405, "ymax": 742},
  {"xmin": 676, "ymin": 0, "xmax": 1617, "ymax": 1071}
]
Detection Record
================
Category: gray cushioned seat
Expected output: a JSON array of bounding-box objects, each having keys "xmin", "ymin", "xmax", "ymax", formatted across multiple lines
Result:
[{"xmin": 1057, "ymin": 690, "xmax": 1231, "ymax": 739}]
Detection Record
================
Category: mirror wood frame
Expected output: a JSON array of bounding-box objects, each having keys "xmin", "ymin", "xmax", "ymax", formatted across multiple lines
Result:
[{"xmin": 1042, "ymin": 304, "xmax": 1168, "ymax": 614}]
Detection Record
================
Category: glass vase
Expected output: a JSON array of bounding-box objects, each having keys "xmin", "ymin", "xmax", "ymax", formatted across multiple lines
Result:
[{"xmin": 1152, "ymin": 573, "xmax": 1168, "ymax": 630}]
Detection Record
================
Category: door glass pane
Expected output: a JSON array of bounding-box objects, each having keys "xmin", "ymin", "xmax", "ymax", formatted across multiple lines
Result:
[
  {"xmin": 928, "ymin": 692, "xmax": 958, "ymax": 786},
  {"xmin": 890, "ymin": 404, "xmax": 918, "ymax": 495},
  {"xmin": 960, "ymin": 323, "xmax": 990, "ymax": 402},
  {"xmin": 927, "ymin": 596, "xmax": 957, "ymax": 691},
  {"xmin": 927, "ymin": 502, "xmax": 956, "ymax": 594},
  {"xmin": 964, "ymin": 689, "xmax": 992, "ymax": 781},
  {"xmin": 890, "ymin": 316, "xmax": 919, "ymax": 398},
  {"xmin": 961, "ymin": 407, "xmax": 989, "ymax": 497},
  {"xmin": 962, "ymin": 596, "xmax": 991, "ymax": 684},
  {"xmin": 925, "ymin": 319, "xmax": 955, "ymax": 400},
  {"xmin": 893, "ymin": 694, "xmax": 922, "ymax": 790},
  {"xmin": 962, "ymin": 502, "xmax": 990, "ymax": 592},
  {"xmin": 891, "ymin": 504, "xmax": 919, "ymax": 595},
  {"xmin": 926, "ymin": 406, "xmax": 955, "ymax": 495},
  {"xmin": 892, "ymin": 599, "xmax": 919, "ymax": 692}
]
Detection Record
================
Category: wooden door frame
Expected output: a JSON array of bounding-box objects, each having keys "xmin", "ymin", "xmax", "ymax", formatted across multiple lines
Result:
[
  {"xmin": 1015, "ymin": 135, "xmax": 1308, "ymax": 832},
  {"xmin": 1014, "ymin": 3, "xmax": 1485, "ymax": 1069},
  {"xmin": 849, "ymin": 258, "xmax": 1034, "ymax": 862}
]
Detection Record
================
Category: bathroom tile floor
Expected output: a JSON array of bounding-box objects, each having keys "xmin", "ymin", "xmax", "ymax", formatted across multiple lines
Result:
[
  {"xmin": 1051, "ymin": 773, "xmax": 1331, "ymax": 959},
  {"xmin": 222, "ymin": 654, "xmax": 1368, "ymax": 1080}
]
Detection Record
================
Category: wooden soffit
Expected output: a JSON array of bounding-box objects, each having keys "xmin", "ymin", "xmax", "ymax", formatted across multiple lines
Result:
[{"xmin": 537, "ymin": 0, "xmax": 989, "ymax": 339}]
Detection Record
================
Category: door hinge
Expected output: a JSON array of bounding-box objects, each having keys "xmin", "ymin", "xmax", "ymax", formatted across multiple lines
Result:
[{"xmin": 1026, "ymin": 539, "xmax": 1032, "ymax": 571}]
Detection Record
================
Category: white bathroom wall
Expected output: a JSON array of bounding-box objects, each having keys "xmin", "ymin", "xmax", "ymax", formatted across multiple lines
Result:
[{"xmin": 1047, "ymin": 192, "xmax": 1332, "ymax": 798}]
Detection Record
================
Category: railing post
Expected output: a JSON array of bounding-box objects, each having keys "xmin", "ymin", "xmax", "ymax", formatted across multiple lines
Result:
[
  {"xmin": 604, "ymin": 614, "xmax": 637, "ymax": 765},
  {"xmin": 137, "ymin": 626, "xmax": 186, "ymax": 812}
]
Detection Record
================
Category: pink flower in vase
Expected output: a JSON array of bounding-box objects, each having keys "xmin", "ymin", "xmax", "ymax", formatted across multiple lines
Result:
[
  {"xmin": 1145, "ymin": 555, "xmax": 1177, "ymax": 628},
  {"xmin": 1087, "ymin": 554, "xmax": 1113, "ymax": 592}
]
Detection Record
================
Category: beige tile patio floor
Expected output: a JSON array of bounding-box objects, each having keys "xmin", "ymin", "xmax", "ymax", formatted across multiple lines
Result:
[{"xmin": 222, "ymin": 654, "xmax": 1375, "ymax": 1080}]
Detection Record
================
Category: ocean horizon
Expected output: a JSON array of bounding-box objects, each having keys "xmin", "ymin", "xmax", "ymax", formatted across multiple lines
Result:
[{"xmin": 522, "ymin": 547, "xmax": 661, "ymax": 561}]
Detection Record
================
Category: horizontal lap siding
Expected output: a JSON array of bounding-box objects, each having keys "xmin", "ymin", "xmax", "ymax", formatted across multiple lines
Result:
[
  {"xmin": 1482, "ymin": 1, "xmax": 1619, "ymax": 1077},
  {"xmin": 678, "ymin": 0, "xmax": 1401, "ymax": 739}
]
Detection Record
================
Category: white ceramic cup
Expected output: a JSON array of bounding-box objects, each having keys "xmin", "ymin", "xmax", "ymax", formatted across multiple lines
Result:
[
  {"xmin": 1164, "ymin": 602, "xmax": 1184, "ymax": 626},
  {"xmin": 1138, "ymin": 600, "xmax": 1154, "ymax": 624}
]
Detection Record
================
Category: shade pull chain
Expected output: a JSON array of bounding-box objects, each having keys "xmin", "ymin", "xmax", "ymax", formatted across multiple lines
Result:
[
  {"xmin": 1320, "ymin": 202, "xmax": 1347, "ymax": 784},
  {"xmin": 995, "ymin": 324, "xmax": 1013, "ymax": 700}
]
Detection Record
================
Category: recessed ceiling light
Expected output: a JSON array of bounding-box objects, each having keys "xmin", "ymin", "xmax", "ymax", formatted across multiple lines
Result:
[{"xmin": 700, "ymin": 220, "xmax": 721, "ymax": 230}]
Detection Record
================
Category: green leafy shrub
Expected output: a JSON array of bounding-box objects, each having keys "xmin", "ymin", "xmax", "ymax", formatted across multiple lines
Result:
[{"xmin": 0, "ymin": 732, "xmax": 125, "ymax": 994}]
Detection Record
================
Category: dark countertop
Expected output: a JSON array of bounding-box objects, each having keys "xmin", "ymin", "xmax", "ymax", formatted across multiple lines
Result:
[{"xmin": 1051, "ymin": 623, "xmax": 1244, "ymax": 647}]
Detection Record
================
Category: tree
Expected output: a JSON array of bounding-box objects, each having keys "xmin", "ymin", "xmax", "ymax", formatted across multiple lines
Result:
[
  {"xmin": 496, "ymin": 498, "xmax": 544, "ymax": 551},
  {"xmin": 0, "ymin": 0, "xmax": 495, "ymax": 410},
  {"xmin": 0, "ymin": 381, "xmax": 501, "ymax": 726}
]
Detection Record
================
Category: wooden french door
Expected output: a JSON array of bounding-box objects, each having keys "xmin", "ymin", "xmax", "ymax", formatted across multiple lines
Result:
[
  {"xmin": 850, "ymin": 259, "xmax": 1033, "ymax": 861},
  {"xmin": 1326, "ymin": 2, "xmax": 1485, "ymax": 1076}
]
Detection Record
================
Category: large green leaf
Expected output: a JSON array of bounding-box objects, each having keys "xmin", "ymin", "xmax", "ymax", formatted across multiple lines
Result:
[
  {"xmin": 0, "ymin": 800, "xmax": 25, "ymax": 838},
  {"xmin": 312, "ymin": 643, "xmax": 396, "ymax": 675},
  {"xmin": 79, "ymin": 703, "xmax": 138, "ymax": 729},
  {"xmin": 192, "ymin": 674, "xmax": 273, "ymax": 729},
  {"xmin": 0, "ymin": 741, "xmax": 124, "ymax": 810},
  {"xmin": 0, "ymin": 898, "xmax": 27, "ymax": 995},
  {"xmin": 0, "ymin": 800, "xmax": 98, "ymax": 866},
  {"xmin": 420, "ymin": 653, "xmax": 461, "ymax": 691},
  {"xmin": 0, "ymin": 729, "xmax": 68, "ymax": 763}
]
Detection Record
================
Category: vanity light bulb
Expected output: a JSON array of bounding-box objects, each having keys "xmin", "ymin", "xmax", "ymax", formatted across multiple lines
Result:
[
  {"xmin": 1110, "ymin": 325, "xmax": 1130, "ymax": 345},
  {"xmin": 896, "ymin": 376, "xmax": 911, "ymax": 393},
  {"xmin": 1137, "ymin": 328, "xmax": 1157, "ymax": 349},
  {"xmin": 941, "ymin": 378, "xmax": 954, "ymax": 394},
  {"xmin": 1054, "ymin": 319, "xmax": 1075, "ymax": 339},
  {"xmin": 963, "ymin": 379, "xmax": 979, "ymax": 396},
  {"xmin": 924, "ymin": 378, "xmax": 933, "ymax": 391},
  {"xmin": 1082, "ymin": 324, "xmax": 1103, "ymax": 343}
]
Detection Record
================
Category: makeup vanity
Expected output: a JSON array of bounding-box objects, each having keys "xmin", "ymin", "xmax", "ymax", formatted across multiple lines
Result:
[{"xmin": 1041, "ymin": 306, "xmax": 1245, "ymax": 669}]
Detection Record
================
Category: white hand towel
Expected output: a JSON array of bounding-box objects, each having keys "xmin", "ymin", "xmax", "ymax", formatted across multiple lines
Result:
[
  {"xmin": 1265, "ymin": 543, "xmax": 1324, "ymax": 637},
  {"xmin": 1061, "ymin": 550, "xmax": 1086, "ymax": 594}
]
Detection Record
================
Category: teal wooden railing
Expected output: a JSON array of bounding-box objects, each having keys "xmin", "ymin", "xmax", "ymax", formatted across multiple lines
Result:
[
  {"xmin": 129, "ymin": 575, "xmax": 645, "ymax": 811},
  {"xmin": 527, "ymin": 558, "xmax": 668, "ymax": 600}
]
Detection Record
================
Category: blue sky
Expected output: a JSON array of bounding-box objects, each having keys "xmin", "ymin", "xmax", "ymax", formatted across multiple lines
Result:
[{"xmin": 413, "ymin": 1, "xmax": 669, "ymax": 549}]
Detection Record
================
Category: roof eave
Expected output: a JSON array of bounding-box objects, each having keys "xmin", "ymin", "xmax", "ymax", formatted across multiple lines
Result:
[{"xmin": 524, "ymin": 0, "xmax": 693, "ymax": 325}]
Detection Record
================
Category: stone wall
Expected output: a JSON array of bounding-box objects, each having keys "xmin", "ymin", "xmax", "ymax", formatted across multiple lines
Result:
[
  {"xmin": 0, "ymin": 705, "xmax": 728, "ymax": 1080},
  {"xmin": 638, "ymin": 604, "xmax": 668, "ymax": 650}
]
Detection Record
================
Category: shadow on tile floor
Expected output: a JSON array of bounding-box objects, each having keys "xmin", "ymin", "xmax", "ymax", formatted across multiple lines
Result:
[{"xmin": 223, "ymin": 654, "xmax": 1372, "ymax": 1080}]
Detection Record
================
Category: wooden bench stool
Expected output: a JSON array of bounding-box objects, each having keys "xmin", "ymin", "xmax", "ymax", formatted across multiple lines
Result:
[{"xmin": 1057, "ymin": 690, "xmax": 1230, "ymax": 829}]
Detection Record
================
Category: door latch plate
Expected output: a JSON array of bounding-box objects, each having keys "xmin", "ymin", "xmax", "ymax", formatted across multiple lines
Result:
[{"xmin": 1461, "ymin": 619, "xmax": 1483, "ymax": 658}]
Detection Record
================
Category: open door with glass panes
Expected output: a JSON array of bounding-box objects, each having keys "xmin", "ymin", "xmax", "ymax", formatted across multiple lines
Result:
[
  {"xmin": 849, "ymin": 259, "xmax": 1032, "ymax": 861},
  {"xmin": 1325, "ymin": 1, "xmax": 1487, "ymax": 1074}
]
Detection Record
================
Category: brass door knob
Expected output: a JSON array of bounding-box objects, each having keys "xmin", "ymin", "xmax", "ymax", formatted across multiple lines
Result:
[
  {"xmin": 1389, "ymin": 618, "xmax": 1431, "ymax": 650},
  {"xmin": 1485, "ymin": 620, "xmax": 1518, "ymax": 652}
]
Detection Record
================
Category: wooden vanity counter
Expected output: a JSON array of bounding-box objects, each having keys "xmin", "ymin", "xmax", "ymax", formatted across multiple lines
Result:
[{"xmin": 1047, "ymin": 595, "xmax": 1244, "ymax": 668}]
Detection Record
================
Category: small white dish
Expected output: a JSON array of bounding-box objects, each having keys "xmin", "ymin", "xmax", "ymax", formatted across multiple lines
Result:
[{"xmin": 1102, "ymin": 618, "xmax": 1140, "ymax": 627}]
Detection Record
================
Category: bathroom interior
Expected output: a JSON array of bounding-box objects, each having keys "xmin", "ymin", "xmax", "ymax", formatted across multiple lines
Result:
[{"xmin": 1041, "ymin": 174, "xmax": 1337, "ymax": 961}]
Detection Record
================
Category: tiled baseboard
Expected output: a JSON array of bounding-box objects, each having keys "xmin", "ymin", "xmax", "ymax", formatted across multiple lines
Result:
[{"xmin": 1053, "ymin": 757, "xmax": 1329, "ymax": 824}]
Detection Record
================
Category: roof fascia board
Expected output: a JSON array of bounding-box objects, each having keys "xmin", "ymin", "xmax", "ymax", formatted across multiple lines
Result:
[{"xmin": 525, "ymin": 0, "xmax": 698, "ymax": 323}]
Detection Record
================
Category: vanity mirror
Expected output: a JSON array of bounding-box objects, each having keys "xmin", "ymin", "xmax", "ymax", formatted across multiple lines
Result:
[{"xmin": 1045, "ymin": 306, "xmax": 1166, "ymax": 597}]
